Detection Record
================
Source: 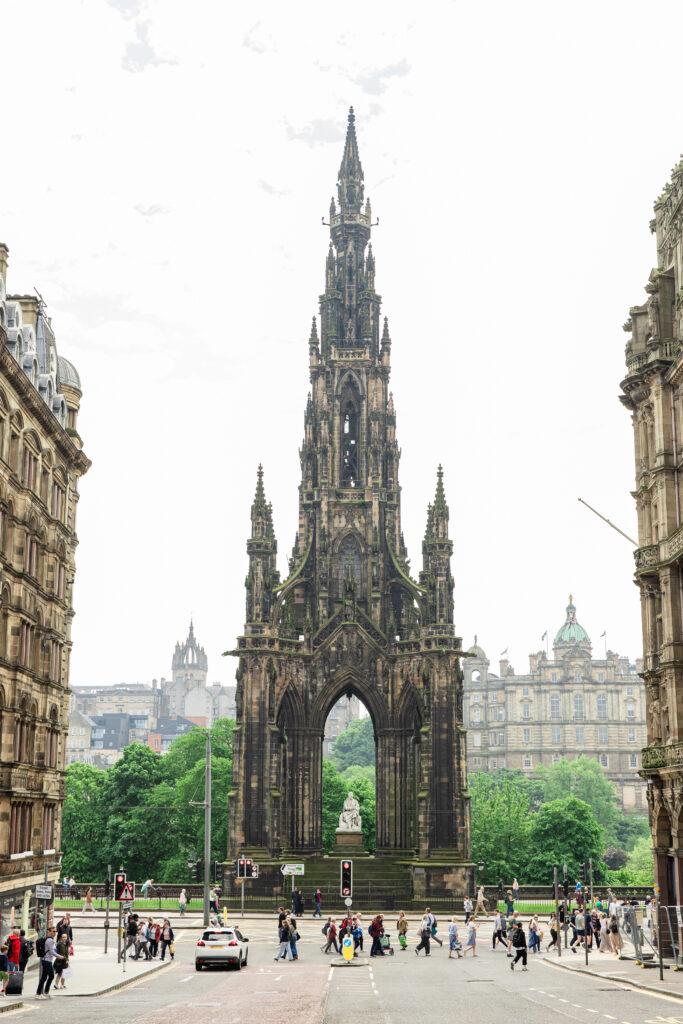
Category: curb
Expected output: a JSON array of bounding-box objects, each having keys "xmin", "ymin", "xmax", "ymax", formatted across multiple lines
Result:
[
  {"xmin": 541, "ymin": 954, "xmax": 683, "ymax": 1001},
  {"xmin": 60, "ymin": 957, "xmax": 174, "ymax": 998},
  {"xmin": 0, "ymin": 1003, "xmax": 24, "ymax": 1014}
]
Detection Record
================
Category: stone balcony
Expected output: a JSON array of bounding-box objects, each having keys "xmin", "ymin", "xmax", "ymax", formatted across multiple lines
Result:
[{"xmin": 641, "ymin": 742, "xmax": 683, "ymax": 772}]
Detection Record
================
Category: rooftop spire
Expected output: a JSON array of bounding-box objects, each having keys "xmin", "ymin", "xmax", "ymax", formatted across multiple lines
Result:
[
  {"xmin": 252, "ymin": 463, "xmax": 267, "ymax": 513},
  {"xmin": 433, "ymin": 464, "xmax": 448, "ymax": 515},
  {"xmin": 337, "ymin": 106, "xmax": 364, "ymax": 213}
]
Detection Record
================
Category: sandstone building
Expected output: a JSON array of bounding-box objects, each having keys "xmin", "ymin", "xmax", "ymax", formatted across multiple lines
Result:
[
  {"xmin": 227, "ymin": 110, "xmax": 471, "ymax": 898},
  {"xmin": 0, "ymin": 244, "xmax": 90, "ymax": 940},
  {"xmin": 463, "ymin": 597, "xmax": 646, "ymax": 808},
  {"xmin": 621, "ymin": 154, "xmax": 683, "ymax": 907},
  {"xmin": 322, "ymin": 694, "xmax": 360, "ymax": 758}
]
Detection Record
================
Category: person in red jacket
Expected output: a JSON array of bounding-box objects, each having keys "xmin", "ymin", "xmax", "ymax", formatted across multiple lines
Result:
[{"xmin": 6, "ymin": 929, "xmax": 20, "ymax": 973}]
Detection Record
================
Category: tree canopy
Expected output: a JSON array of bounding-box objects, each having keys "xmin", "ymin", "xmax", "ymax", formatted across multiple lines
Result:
[{"xmin": 329, "ymin": 716, "xmax": 375, "ymax": 772}]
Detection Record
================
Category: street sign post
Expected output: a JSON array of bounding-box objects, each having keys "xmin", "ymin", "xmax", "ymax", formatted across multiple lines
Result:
[
  {"xmin": 117, "ymin": 881, "xmax": 135, "ymax": 902},
  {"xmin": 280, "ymin": 863, "xmax": 305, "ymax": 876},
  {"xmin": 35, "ymin": 884, "xmax": 53, "ymax": 901}
]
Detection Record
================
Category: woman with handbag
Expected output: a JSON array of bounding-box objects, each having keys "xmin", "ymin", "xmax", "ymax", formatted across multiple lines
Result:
[
  {"xmin": 53, "ymin": 932, "xmax": 70, "ymax": 990},
  {"xmin": 396, "ymin": 911, "xmax": 409, "ymax": 950}
]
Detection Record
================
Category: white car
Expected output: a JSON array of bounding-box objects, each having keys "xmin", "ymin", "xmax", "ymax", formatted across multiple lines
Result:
[{"xmin": 195, "ymin": 927, "xmax": 249, "ymax": 970}]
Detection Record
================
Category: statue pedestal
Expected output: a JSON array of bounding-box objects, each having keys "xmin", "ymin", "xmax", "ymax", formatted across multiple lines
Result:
[{"xmin": 333, "ymin": 829, "xmax": 366, "ymax": 855}]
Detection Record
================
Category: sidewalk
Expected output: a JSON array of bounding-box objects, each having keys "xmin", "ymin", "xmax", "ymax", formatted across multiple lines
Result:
[
  {"xmin": 541, "ymin": 948, "xmax": 683, "ymax": 1000},
  {"xmin": 2, "ymin": 940, "xmax": 175, "ymax": 1004}
]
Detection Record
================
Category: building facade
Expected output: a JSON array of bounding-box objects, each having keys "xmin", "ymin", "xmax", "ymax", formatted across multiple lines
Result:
[
  {"xmin": 0, "ymin": 244, "xmax": 90, "ymax": 941},
  {"xmin": 463, "ymin": 598, "xmax": 647, "ymax": 808},
  {"xmin": 621, "ymin": 154, "xmax": 683, "ymax": 907},
  {"xmin": 322, "ymin": 694, "xmax": 360, "ymax": 758},
  {"xmin": 228, "ymin": 110, "xmax": 472, "ymax": 897}
]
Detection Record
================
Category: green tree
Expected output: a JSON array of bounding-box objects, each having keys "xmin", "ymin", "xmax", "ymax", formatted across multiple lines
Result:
[
  {"xmin": 61, "ymin": 763, "xmax": 108, "ymax": 879},
  {"xmin": 340, "ymin": 764, "xmax": 375, "ymax": 789},
  {"xmin": 525, "ymin": 796, "xmax": 604, "ymax": 884},
  {"xmin": 330, "ymin": 717, "xmax": 375, "ymax": 772},
  {"xmin": 469, "ymin": 772, "xmax": 531, "ymax": 884},
  {"xmin": 538, "ymin": 757, "xmax": 622, "ymax": 841},
  {"xmin": 322, "ymin": 758, "xmax": 346, "ymax": 852}
]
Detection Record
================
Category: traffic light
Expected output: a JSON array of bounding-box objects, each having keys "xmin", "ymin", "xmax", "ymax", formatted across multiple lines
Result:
[
  {"xmin": 580, "ymin": 862, "xmax": 587, "ymax": 884},
  {"xmin": 563, "ymin": 877, "xmax": 569, "ymax": 899},
  {"xmin": 214, "ymin": 861, "xmax": 222, "ymax": 883},
  {"xmin": 236, "ymin": 858, "xmax": 245, "ymax": 877},
  {"xmin": 104, "ymin": 876, "xmax": 111, "ymax": 899},
  {"xmin": 195, "ymin": 859, "xmax": 203, "ymax": 883},
  {"xmin": 114, "ymin": 873, "xmax": 127, "ymax": 900},
  {"xmin": 340, "ymin": 859, "xmax": 353, "ymax": 897},
  {"xmin": 245, "ymin": 858, "xmax": 253, "ymax": 878}
]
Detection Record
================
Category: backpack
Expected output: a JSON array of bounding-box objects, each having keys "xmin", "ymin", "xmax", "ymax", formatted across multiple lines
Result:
[
  {"xmin": 368, "ymin": 925, "xmax": 373, "ymax": 936},
  {"xmin": 36, "ymin": 936, "xmax": 46, "ymax": 958}
]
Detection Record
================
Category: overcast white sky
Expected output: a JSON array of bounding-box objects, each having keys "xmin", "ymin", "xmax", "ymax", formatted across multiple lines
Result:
[{"xmin": 1, "ymin": 0, "xmax": 677, "ymax": 686}]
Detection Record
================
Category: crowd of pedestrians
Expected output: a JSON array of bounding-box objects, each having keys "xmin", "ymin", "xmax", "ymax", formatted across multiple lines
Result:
[{"xmin": 123, "ymin": 912, "xmax": 174, "ymax": 961}]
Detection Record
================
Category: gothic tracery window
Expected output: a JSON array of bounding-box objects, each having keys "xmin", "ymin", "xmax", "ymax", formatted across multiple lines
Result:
[{"xmin": 338, "ymin": 535, "xmax": 362, "ymax": 599}]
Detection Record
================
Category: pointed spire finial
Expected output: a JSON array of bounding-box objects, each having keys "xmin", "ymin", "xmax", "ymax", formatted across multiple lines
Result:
[
  {"xmin": 309, "ymin": 316, "xmax": 319, "ymax": 344},
  {"xmin": 381, "ymin": 316, "xmax": 391, "ymax": 346},
  {"xmin": 337, "ymin": 106, "xmax": 364, "ymax": 212}
]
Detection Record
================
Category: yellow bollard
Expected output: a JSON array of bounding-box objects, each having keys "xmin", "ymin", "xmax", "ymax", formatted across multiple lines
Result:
[{"xmin": 342, "ymin": 935, "xmax": 354, "ymax": 962}]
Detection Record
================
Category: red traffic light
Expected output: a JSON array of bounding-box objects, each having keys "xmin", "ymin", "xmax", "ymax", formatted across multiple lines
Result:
[{"xmin": 340, "ymin": 859, "xmax": 353, "ymax": 898}]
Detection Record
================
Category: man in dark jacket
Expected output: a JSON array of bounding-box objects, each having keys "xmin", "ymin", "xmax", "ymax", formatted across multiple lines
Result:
[
  {"xmin": 18, "ymin": 930, "xmax": 33, "ymax": 973},
  {"xmin": 510, "ymin": 922, "xmax": 528, "ymax": 971},
  {"xmin": 370, "ymin": 915, "xmax": 385, "ymax": 957}
]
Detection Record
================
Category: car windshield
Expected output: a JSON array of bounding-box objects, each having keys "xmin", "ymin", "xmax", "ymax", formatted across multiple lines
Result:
[{"xmin": 202, "ymin": 931, "xmax": 234, "ymax": 941}]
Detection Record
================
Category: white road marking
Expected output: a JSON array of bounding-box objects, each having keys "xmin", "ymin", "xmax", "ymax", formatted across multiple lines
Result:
[
  {"xmin": 603, "ymin": 1017, "xmax": 617, "ymax": 1021},
  {"xmin": 559, "ymin": 998, "xmax": 569, "ymax": 1003},
  {"xmin": 328, "ymin": 968, "xmax": 333, "ymax": 981},
  {"xmin": 179, "ymin": 975, "xmax": 194, "ymax": 983},
  {"xmin": 275, "ymin": 975, "xmax": 282, "ymax": 981}
]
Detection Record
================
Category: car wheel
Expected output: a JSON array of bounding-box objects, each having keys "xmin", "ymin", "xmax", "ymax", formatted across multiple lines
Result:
[
  {"xmin": 236, "ymin": 955, "xmax": 242, "ymax": 970},
  {"xmin": 195, "ymin": 963, "xmax": 202, "ymax": 972},
  {"xmin": 244, "ymin": 953, "xmax": 248, "ymax": 967}
]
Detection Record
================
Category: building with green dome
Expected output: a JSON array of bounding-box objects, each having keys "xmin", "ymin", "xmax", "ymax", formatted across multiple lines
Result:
[{"xmin": 463, "ymin": 596, "xmax": 646, "ymax": 809}]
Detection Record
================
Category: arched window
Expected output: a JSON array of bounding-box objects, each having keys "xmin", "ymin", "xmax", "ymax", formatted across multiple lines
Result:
[
  {"xmin": 573, "ymin": 693, "xmax": 584, "ymax": 719},
  {"xmin": 341, "ymin": 400, "xmax": 359, "ymax": 486},
  {"xmin": 550, "ymin": 695, "xmax": 560, "ymax": 719},
  {"xmin": 574, "ymin": 670, "xmax": 582, "ymax": 683},
  {"xmin": 597, "ymin": 694, "xmax": 607, "ymax": 719},
  {"xmin": 337, "ymin": 534, "xmax": 362, "ymax": 598}
]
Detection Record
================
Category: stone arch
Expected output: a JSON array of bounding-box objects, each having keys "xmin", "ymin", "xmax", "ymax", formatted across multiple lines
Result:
[
  {"xmin": 654, "ymin": 802, "xmax": 673, "ymax": 848},
  {"xmin": 310, "ymin": 664, "xmax": 389, "ymax": 735}
]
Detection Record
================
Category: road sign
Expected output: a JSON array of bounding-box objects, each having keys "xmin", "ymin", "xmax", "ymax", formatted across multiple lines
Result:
[
  {"xmin": 35, "ymin": 884, "xmax": 53, "ymax": 901},
  {"xmin": 280, "ymin": 863, "xmax": 305, "ymax": 876},
  {"xmin": 344, "ymin": 897, "xmax": 353, "ymax": 907},
  {"xmin": 342, "ymin": 935, "xmax": 353, "ymax": 961},
  {"xmin": 117, "ymin": 881, "xmax": 135, "ymax": 901}
]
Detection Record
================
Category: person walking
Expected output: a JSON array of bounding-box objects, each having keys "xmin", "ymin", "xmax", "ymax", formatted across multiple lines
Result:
[
  {"xmin": 313, "ymin": 888, "xmax": 322, "ymax": 918},
  {"xmin": 370, "ymin": 915, "xmax": 385, "ymax": 957},
  {"xmin": 497, "ymin": 877, "xmax": 504, "ymax": 901},
  {"xmin": 571, "ymin": 908, "xmax": 586, "ymax": 953},
  {"xmin": 464, "ymin": 897, "xmax": 473, "ymax": 924},
  {"xmin": 159, "ymin": 919, "xmax": 174, "ymax": 961},
  {"xmin": 209, "ymin": 887, "xmax": 219, "ymax": 914},
  {"xmin": 528, "ymin": 915, "xmax": 541, "ymax": 953},
  {"xmin": 53, "ymin": 932, "xmax": 70, "ymax": 989},
  {"xmin": 351, "ymin": 917, "xmax": 363, "ymax": 955},
  {"xmin": 546, "ymin": 912, "xmax": 558, "ymax": 951},
  {"xmin": 124, "ymin": 914, "xmax": 139, "ymax": 957},
  {"xmin": 510, "ymin": 921, "xmax": 527, "ymax": 971},
  {"xmin": 609, "ymin": 913, "xmax": 623, "ymax": 955},
  {"xmin": 148, "ymin": 919, "xmax": 160, "ymax": 958},
  {"xmin": 448, "ymin": 918, "xmax": 462, "ymax": 959},
  {"xmin": 492, "ymin": 910, "xmax": 507, "ymax": 950},
  {"xmin": 288, "ymin": 915, "xmax": 299, "ymax": 960},
  {"xmin": 178, "ymin": 889, "xmax": 187, "ymax": 916},
  {"xmin": 274, "ymin": 918, "xmax": 294, "ymax": 961},
  {"xmin": 506, "ymin": 912, "xmax": 520, "ymax": 956},
  {"xmin": 473, "ymin": 885, "xmax": 489, "ymax": 920},
  {"xmin": 463, "ymin": 919, "xmax": 477, "ymax": 957},
  {"xmin": 6, "ymin": 930, "xmax": 20, "ymax": 974},
  {"xmin": 56, "ymin": 914, "xmax": 73, "ymax": 944},
  {"xmin": 82, "ymin": 886, "xmax": 95, "ymax": 913},
  {"xmin": 415, "ymin": 916, "xmax": 431, "ymax": 956},
  {"xmin": 426, "ymin": 908, "xmax": 443, "ymax": 947},
  {"xmin": 36, "ymin": 925, "xmax": 57, "ymax": 998},
  {"xmin": 599, "ymin": 913, "xmax": 612, "ymax": 953},
  {"xmin": 505, "ymin": 890, "xmax": 515, "ymax": 918},
  {"xmin": 512, "ymin": 877, "xmax": 520, "ymax": 903},
  {"xmin": 0, "ymin": 945, "xmax": 8, "ymax": 996},
  {"xmin": 321, "ymin": 918, "xmax": 339, "ymax": 955},
  {"xmin": 18, "ymin": 930, "xmax": 32, "ymax": 974},
  {"xmin": 396, "ymin": 911, "xmax": 409, "ymax": 950}
]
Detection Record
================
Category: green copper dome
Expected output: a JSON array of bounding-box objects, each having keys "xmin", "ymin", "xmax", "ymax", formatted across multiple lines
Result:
[
  {"xmin": 468, "ymin": 635, "xmax": 487, "ymax": 659},
  {"xmin": 554, "ymin": 595, "xmax": 591, "ymax": 647}
]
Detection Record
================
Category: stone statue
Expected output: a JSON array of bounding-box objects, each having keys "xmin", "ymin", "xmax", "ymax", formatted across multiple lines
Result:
[{"xmin": 338, "ymin": 791, "xmax": 362, "ymax": 831}]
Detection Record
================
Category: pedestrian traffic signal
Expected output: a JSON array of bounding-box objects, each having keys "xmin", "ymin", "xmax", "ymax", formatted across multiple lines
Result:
[
  {"xmin": 114, "ymin": 873, "xmax": 127, "ymax": 900},
  {"xmin": 580, "ymin": 862, "xmax": 587, "ymax": 883},
  {"xmin": 563, "ymin": 877, "xmax": 569, "ymax": 899},
  {"xmin": 214, "ymin": 861, "xmax": 222, "ymax": 884},
  {"xmin": 195, "ymin": 858, "xmax": 203, "ymax": 883},
  {"xmin": 104, "ymin": 876, "xmax": 111, "ymax": 898},
  {"xmin": 340, "ymin": 860, "xmax": 353, "ymax": 897}
]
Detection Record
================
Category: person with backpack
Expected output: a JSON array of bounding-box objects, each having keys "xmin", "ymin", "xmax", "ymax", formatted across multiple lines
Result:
[
  {"xmin": 288, "ymin": 915, "xmax": 299, "ymax": 959},
  {"xmin": 321, "ymin": 918, "xmax": 338, "ymax": 955},
  {"xmin": 313, "ymin": 888, "xmax": 322, "ymax": 918},
  {"xmin": 35, "ymin": 926, "xmax": 57, "ymax": 998},
  {"xmin": 6, "ymin": 930, "xmax": 20, "ymax": 974},
  {"xmin": 510, "ymin": 921, "xmax": 528, "ymax": 971},
  {"xmin": 426, "ymin": 907, "xmax": 443, "ymax": 947},
  {"xmin": 351, "ymin": 917, "xmax": 363, "ymax": 955},
  {"xmin": 369, "ymin": 915, "xmax": 385, "ymax": 957},
  {"xmin": 415, "ymin": 916, "xmax": 431, "ymax": 956},
  {"xmin": 18, "ymin": 931, "xmax": 32, "ymax": 974}
]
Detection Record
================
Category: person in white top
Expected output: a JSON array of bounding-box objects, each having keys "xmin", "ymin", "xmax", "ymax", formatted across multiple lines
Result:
[{"xmin": 448, "ymin": 918, "xmax": 462, "ymax": 959}]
